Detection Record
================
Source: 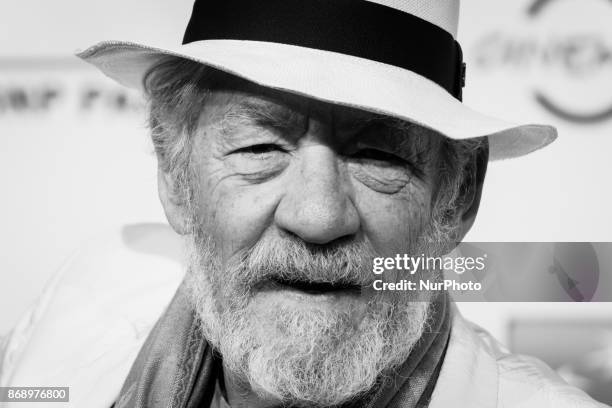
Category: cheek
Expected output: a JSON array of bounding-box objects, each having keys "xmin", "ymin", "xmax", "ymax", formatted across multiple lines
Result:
[
  {"xmin": 194, "ymin": 176, "xmax": 283, "ymax": 263},
  {"xmin": 356, "ymin": 184, "xmax": 432, "ymax": 256}
]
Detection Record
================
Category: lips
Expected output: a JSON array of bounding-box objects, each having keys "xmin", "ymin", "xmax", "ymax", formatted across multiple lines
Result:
[{"xmin": 270, "ymin": 277, "xmax": 362, "ymax": 295}]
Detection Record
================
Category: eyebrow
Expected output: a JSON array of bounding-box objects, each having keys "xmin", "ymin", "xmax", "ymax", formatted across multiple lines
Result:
[
  {"xmin": 354, "ymin": 117, "xmax": 439, "ymax": 163},
  {"xmin": 220, "ymin": 99, "xmax": 306, "ymax": 135}
]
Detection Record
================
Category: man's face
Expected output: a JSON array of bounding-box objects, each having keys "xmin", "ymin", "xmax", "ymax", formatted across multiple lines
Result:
[{"xmin": 177, "ymin": 83, "xmax": 450, "ymax": 405}]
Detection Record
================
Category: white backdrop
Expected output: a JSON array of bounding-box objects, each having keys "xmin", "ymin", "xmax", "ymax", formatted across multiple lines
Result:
[{"xmin": 1, "ymin": 0, "xmax": 611, "ymax": 340}]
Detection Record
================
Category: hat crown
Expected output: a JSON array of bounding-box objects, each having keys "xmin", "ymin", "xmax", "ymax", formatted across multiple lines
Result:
[
  {"xmin": 182, "ymin": 0, "xmax": 465, "ymax": 99},
  {"xmin": 367, "ymin": 0, "xmax": 460, "ymax": 38}
]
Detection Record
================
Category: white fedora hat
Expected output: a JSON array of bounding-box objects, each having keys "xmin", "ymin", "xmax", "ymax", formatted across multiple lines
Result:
[{"xmin": 77, "ymin": 0, "xmax": 556, "ymax": 160}]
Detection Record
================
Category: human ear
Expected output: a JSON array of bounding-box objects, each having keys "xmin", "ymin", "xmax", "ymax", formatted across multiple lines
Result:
[{"xmin": 157, "ymin": 168, "xmax": 192, "ymax": 235}]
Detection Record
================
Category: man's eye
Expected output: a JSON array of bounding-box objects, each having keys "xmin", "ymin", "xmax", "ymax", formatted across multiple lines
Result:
[
  {"xmin": 233, "ymin": 144, "xmax": 285, "ymax": 155},
  {"xmin": 351, "ymin": 148, "xmax": 406, "ymax": 166}
]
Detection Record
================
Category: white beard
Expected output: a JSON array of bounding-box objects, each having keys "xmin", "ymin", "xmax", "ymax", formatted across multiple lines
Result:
[{"xmin": 183, "ymin": 226, "xmax": 444, "ymax": 407}]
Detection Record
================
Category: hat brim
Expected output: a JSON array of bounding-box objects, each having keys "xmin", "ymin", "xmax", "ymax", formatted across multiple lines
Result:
[{"xmin": 77, "ymin": 39, "xmax": 557, "ymax": 160}]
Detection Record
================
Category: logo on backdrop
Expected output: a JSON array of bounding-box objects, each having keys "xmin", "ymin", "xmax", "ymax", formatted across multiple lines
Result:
[{"xmin": 473, "ymin": 0, "xmax": 612, "ymax": 124}]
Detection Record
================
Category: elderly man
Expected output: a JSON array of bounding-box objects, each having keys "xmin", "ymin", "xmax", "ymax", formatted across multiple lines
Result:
[{"xmin": 0, "ymin": 0, "xmax": 606, "ymax": 407}]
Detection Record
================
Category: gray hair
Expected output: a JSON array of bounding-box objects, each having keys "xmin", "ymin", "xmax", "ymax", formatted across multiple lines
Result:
[{"xmin": 143, "ymin": 56, "xmax": 487, "ymax": 239}]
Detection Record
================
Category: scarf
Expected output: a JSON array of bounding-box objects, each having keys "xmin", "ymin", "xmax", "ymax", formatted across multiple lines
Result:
[{"xmin": 114, "ymin": 281, "xmax": 451, "ymax": 408}]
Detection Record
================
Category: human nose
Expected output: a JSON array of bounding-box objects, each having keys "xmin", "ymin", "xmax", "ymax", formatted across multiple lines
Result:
[{"xmin": 274, "ymin": 144, "xmax": 360, "ymax": 245}]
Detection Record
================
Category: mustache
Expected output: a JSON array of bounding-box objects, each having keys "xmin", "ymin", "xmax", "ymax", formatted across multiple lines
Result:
[{"xmin": 224, "ymin": 233, "xmax": 380, "ymax": 289}]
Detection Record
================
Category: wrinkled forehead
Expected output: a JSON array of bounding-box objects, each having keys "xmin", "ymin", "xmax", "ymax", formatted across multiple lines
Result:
[{"xmin": 201, "ymin": 79, "xmax": 443, "ymax": 150}]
